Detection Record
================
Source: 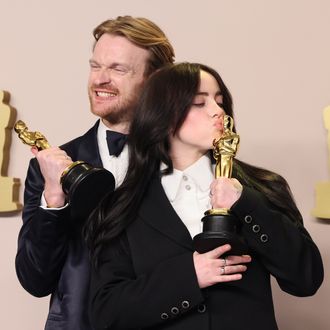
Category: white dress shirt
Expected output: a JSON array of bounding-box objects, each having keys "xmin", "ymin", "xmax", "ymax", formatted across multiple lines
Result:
[
  {"xmin": 161, "ymin": 155, "xmax": 215, "ymax": 239},
  {"xmin": 97, "ymin": 119, "xmax": 129, "ymax": 188}
]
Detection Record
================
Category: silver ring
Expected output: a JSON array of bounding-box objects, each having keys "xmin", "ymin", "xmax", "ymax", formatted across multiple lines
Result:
[
  {"xmin": 222, "ymin": 258, "xmax": 227, "ymax": 267},
  {"xmin": 220, "ymin": 266, "xmax": 225, "ymax": 275}
]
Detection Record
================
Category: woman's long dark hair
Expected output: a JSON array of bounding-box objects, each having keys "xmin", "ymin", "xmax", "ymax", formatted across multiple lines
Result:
[{"xmin": 85, "ymin": 62, "xmax": 302, "ymax": 267}]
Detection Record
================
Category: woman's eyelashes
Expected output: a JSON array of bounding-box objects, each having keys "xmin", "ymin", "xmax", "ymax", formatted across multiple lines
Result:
[
  {"xmin": 192, "ymin": 102, "xmax": 205, "ymax": 108},
  {"xmin": 191, "ymin": 102, "xmax": 224, "ymax": 109}
]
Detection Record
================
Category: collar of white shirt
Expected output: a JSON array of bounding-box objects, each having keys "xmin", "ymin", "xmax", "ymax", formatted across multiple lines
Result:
[
  {"xmin": 161, "ymin": 154, "xmax": 214, "ymax": 202},
  {"xmin": 97, "ymin": 119, "xmax": 129, "ymax": 187},
  {"xmin": 97, "ymin": 119, "xmax": 128, "ymax": 161}
]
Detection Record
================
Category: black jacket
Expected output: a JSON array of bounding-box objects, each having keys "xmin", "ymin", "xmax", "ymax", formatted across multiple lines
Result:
[
  {"xmin": 16, "ymin": 121, "xmax": 102, "ymax": 330},
  {"xmin": 90, "ymin": 174, "xmax": 324, "ymax": 330}
]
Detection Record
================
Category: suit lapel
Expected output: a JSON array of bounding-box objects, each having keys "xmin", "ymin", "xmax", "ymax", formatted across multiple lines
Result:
[
  {"xmin": 76, "ymin": 120, "xmax": 103, "ymax": 167},
  {"xmin": 139, "ymin": 175, "xmax": 194, "ymax": 251}
]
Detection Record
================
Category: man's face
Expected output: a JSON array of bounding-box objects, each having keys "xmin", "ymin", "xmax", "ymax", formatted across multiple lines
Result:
[{"xmin": 88, "ymin": 34, "xmax": 150, "ymax": 130}]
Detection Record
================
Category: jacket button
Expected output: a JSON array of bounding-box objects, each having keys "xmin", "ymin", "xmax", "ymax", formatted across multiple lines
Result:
[
  {"xmin": 252, "ymin": 224, "xmax": 260, "ymax": 233},
  {"xmin": 197, "ymin": 304, "xmax": 206, "ymax": 313},
  {"xmin": 244, "ymin": 215, "xmax": 252, "ymax": 223},
  {"xmin": 161, "ymin": 312, "xmax": 169, "ymax": 320},
  {"xmin": 171, "ymin": 307, "xmax": 179, "ymax": 315},
  {"xmin": 260, "ymin": 234, "xmax": 268, "ymax": 243},
  {"xmin": 181, "ymin": 300, "xmax": 190, "ymax": 309}
]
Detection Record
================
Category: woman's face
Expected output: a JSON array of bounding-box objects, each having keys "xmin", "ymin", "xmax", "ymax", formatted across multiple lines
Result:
[{"xmin": 171, "ymin": 70, "xmax": 225, "ymax": 155}]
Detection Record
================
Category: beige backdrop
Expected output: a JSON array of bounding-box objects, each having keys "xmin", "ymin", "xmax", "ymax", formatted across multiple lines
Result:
[{"xmin": 0, "ymin": 0, "xmax": 329, "ymax": 329}]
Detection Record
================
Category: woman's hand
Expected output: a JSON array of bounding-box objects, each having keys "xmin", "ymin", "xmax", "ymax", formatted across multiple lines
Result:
[
  {"xmin": 193, "ymin": 244, "xmax": 251, "ymax": 288},
  {"xmin": 210, "ymin": 177, "xmax": 243, "ymax": 209}
]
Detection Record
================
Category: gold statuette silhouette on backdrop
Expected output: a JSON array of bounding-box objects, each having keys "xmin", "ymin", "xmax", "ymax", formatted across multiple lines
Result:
[
  {"xmin": 312, "ymin": 106, "xmax": 330, "ymax": 219},
  {"xmin": 193, "ymin": 115, "xmax": 247, "ymax": 255},
  {"xmin": 0, "ymin": 90, "xmax": 22, "ymax": 213}
]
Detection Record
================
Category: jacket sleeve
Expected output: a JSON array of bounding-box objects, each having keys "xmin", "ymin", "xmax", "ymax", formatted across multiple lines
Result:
[
  {"xmin": 90, "ymin": 235, "xmax": 205, "ymax": 330},
  {"xmin": 15, "ymin": 158, "xmax": 70, "ymax": 297},
  {"xmin": 231, "ymin": 186, "xmax": 324, "ymax": 297}
]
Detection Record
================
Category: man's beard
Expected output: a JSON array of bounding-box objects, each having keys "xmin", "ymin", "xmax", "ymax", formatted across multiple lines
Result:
[
  {"xmin": 103, "ymin": 104, "xmax": 133, "ymax": 125},
  {"xmin": 90, "ymin": 91, "xmax": 139, "ymax": 126}
]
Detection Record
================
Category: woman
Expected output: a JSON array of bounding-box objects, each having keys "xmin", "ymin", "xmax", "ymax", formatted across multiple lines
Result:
[{"xmin": 86, "ymin": 63, "xmax": 323, "ymax": 330}]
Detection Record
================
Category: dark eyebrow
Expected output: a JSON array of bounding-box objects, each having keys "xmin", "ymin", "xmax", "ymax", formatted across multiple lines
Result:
[{"xmin": 195, "ymin": 91, "xmax": 223, "ymax": 96}]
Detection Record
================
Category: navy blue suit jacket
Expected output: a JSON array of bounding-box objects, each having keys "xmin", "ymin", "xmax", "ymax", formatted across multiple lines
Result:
[{"xmin": 16, "ymin": 121, "xmax": 102, "ymax": 330}]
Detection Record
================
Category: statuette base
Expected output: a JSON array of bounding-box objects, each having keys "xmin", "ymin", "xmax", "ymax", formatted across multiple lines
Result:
[
  {"xmin": 193, "ymin": 213, "xmax": 248, "ymax": 256},
  {"xmin": 61, "ymin": 162, "xmax": 115, "ymax": 219}
]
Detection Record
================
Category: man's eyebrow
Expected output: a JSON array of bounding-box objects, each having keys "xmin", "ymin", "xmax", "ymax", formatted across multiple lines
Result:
[
  {"xmin": 88, "ymin": 60, "xmax": 128, "ymax": 68},
  {"xmin": 89, "ymin": 59, "xmax": 99, "ymax": 65}
]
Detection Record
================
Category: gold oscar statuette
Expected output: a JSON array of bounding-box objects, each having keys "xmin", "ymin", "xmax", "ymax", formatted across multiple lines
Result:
[
  {"xmin": 14, "ymin": 120, "xmax": 115, "ymax": 219},
  {"xmin": 193, "ymin": 115, "xmax": 247, "ymax": 255}
]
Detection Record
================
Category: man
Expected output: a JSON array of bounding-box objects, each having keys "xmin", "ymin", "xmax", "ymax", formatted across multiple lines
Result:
[{"xmin": 15, "ymin": 16, "xmax": 175, "ymax": 330}]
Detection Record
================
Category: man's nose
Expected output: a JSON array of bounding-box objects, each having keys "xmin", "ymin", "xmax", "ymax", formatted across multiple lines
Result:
[{"xmin": 95, "ymin": 68, "xmax": 112, "ymax": 85}]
